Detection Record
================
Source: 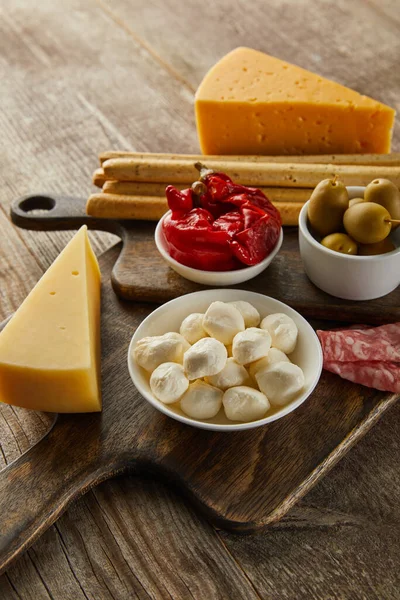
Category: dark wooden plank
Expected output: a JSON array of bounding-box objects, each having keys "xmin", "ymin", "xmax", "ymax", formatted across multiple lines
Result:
[
  {"xmin": 1, "ymin": 0, "xmax": 400, "ymax": 597},
  {"xmin": 221, "ymin": 400, "xmax": 400, "ymax": 600},
  {"xmin": 0, "ymin": 0, "xmax": 226, "ymax": 593},
  {"xmin": 10, "ymin": 194, "xmax": 400, "ymax": 324},
  {"xmin": 2, "ymin": 403, "xmax": 399, "ymax": 600},
  {"xmin": 0, "ymin": 0, "xmax": 244, "ymax": 595},
  {"xmin": 0, "ymin": 242, "xmax": 398, "ymax": 576},
  {"xmin": 221, "ymin": 514, "xmax": 400, "ymax": 600},
  {"xmin": 0, "ymin": 552, "xmax": 54, "ymax": 600},
  {"xmin": 0, "ymin": 477, "xmax": 261, "ymax": 600}
]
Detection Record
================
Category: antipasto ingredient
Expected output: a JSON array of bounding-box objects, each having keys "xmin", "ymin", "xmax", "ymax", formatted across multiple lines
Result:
[
  {"xmin": 150, "ymin": 363, "xmax": 189, "ymax": 404},
  {"xmin": 343, "ymin": 202, "xmax": 392, "ymax": 244},
  {"xmin": 260, "ymin": 313, "xmax": 298, "ymax": 354},
  {"xmin": 308, "ymin": 178, "xmax": 349, "ymax": 237},
  {"xmin": 223, "ymin": 386, "xmax": 270, "ymax": 422},
  {"xmin": 180, "ymin": 380, "xmax": 223, "ymax": 419},
  {"xmin": 321, "ymin": 233, "xmax": 358, "ymax": 255}
]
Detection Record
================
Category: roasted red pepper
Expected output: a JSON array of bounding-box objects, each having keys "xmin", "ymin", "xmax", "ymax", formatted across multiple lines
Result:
[{"xmin": 162, "ymin": 166, "xmax": 281, "ymax": 271}]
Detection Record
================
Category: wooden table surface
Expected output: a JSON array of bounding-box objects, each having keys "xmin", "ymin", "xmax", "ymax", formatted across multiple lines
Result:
[{"xmin": 1, "ymin": 1, "xmax": 399, "ymax": 598}]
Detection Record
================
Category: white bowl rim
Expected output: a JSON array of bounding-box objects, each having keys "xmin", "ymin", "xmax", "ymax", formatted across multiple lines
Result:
[
  {"xmin": 299, "ymin": 187, "xmax": 400, "ymax": 262},
  {"xmin": 155, "ymin": 210, "xmax": 283, "ymax": 275},
  {"xmin": 127, "ymin": 289, "xmax": 323, "ymax": 432}
]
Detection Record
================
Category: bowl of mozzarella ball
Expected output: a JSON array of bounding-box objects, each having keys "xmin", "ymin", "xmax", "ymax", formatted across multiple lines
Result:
[{"xmin": 128, "ymin": 290, "xmax": 323, "ymax": 431}]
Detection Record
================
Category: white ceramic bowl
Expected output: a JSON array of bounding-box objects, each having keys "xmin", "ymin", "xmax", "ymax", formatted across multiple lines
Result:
[
  {"xmin": 154, "ymin": 211, "xmax": 283, "ymax": 286},
  {"xmin": 299, "ymin": 186, "xmax": 400, "ymax": 301},
  {"xmin": 127, "ymin": 289, "xmax": 323, "ymax": 432}
]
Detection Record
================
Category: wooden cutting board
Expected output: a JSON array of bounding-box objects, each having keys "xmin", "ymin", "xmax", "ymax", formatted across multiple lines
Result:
[
  {"xmin": 0, "ymin": 194, "xmax": 398, "ymax": 575},
  {"xmin": 10, "ymin": 193, "xmax": 400, "ymax": 324}
]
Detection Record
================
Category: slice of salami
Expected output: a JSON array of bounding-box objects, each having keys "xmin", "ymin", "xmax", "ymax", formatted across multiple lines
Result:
[
  {"xmin": 317, "ymin": 323, "xmax": 400, "ymax": 363},
  {"xmin": 324, "ymin": 360, "xmax": 400, "ymax": 393},
  {"xmin": 317, "ymin": 323, "xmax": 400, "ymax": 393}
]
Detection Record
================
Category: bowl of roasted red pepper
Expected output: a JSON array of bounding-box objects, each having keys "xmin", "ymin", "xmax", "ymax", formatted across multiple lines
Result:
[{"xmin": 155, "ymin": 164, "xmax": 283, "ymax": 286}]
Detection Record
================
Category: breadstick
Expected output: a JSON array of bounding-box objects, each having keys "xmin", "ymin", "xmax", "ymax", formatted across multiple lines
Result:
[
  {"xmin": 103, "ymin": 181, "xmax": 187, "ymax": 196},
  {"xmin": 99, "ymin": 151, "xmax": 400, "ymax": 167},
  {"xmin": 276, "ymin": 202, "xmax": 303, "ymax": 226},
  {"xmin": 86, "ymin": 194, "xmax": 167, "ymax": 221},
  {"xmin": 102, "ymin": 180, "xmax": 311, "ymax": 203},
  {"xmin": 264, "ymin": 188, "xmax": 311, "ymax": 203},
  {"xmin": 102, "ymin": 158, "xmax": 400, "ymax": 188},
  {"xmin": 86, "ymin": 193, "xmax": 303, "ymax": 225},
  {"xmin": 92, "ymin": 168, "xmax": 107, "ymax": 188}
]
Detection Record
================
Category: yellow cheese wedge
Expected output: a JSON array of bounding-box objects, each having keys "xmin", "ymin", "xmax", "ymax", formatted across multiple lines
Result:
[
  {"xmin": 195, "ymin": 47, "xmax": 395, "ymax": 155},
  {"xmin": 0, "ymin": 226, "xmax": 101, "ymax": 412}
]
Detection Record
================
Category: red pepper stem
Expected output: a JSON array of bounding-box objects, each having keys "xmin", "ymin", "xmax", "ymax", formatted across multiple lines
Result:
[{"xmin": 194, "ymin": 161, "xmax": 214, "ymax": 181}]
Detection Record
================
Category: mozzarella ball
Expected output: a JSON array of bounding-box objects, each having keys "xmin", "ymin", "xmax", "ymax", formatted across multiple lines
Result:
[
  {"xmin": 260, "ymin": 313, "xmax": 298, "ymax": 354},
  {"xmin": 232, "ymin": 327, "xmax": 271, "ymax": 365},
  {"xmin": 134, "ymin": 332, "xmax": 190, "ymax": 372},
  {"xmin": 248, "ymin": 348, "xmax": 290, "ymax": 379},
  {"xmin": 150, "ymin": 362, "xmax": 189, "ymax": 404},
  {"xmin": 223, "ymin": 386, "xmax": 270, "ymax": 422},
  {"xmin": 202, "ymin": 301, "xmax": 245, "ymax": 345},
  {"xmin": 229, "ymin": 301, "xmax": 261, "ymax": 328},
  {"xmin": 180, "ymin": 313, "xmax": 207, "ymax": 344},
  {"xmin": 205, "ymin": 358, "xmax": 249, "ymax": 390},
  {"xmin": 183, "ymin": 337, "xmax": 227, "ymax": 380},
  {"xmin": 256, "ymin": 362, "xmax": 305, "ymax": 406},
  {"xmin": 180, "ymin": 380, "xmax": 223, "ymax": 419}
]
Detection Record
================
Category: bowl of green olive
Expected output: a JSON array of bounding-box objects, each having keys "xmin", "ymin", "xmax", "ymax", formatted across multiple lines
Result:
[{"xmin": 299, "ymin": 178, "xmax": 400, "ymax": 300}]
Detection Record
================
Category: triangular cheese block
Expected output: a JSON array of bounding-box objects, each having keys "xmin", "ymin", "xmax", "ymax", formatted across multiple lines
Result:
[
  {"xmin": 195, "ymin": 47, "xmax": 395, "ymax": 155},
  {"xmin": 0, "ymin": 226, "xmax": 101, "ymax": 412}
]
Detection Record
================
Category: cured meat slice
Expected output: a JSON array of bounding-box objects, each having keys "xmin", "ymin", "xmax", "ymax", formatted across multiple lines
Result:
[
  {"xmin": 317, "ymin": 323, "xmax": 400, "ymax": 393},
  {"xmin": 317, "ymin": 323, "xmax": 400, "ymax": 363},
  {"xmin": 324, "ymin": 360, "xmax": 400, "ymax": 393}
]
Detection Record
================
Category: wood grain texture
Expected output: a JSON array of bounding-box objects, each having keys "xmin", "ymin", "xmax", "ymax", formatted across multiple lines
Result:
[
  {"xmin": 0, "ymin": 242, "xmax": 398, "ymax": 577},
  {"xmin": 221, "ymin": 398, "xmax": 400, "ymax": 600},
  {"xmin": 1, "ymin": 477, "xmax": 262, "ymax": 600},
  {"xmin": 1, "ymin": 0, "xmax": 400, "ymax": 597},
  {"xmin": 99, "ymin": 0, "xmax": 400, "ymax": 150},
  {"xmin": 11, "ymin": 194, "xmax": 400, "ymax": 324}
]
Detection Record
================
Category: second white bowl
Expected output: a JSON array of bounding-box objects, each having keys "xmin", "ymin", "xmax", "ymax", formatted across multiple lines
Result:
[
  {"xmin": 127, "ymin": 289, "xmax": 323, "ymax": 432},
  {"xmin": 155, "ymin": 211, "xmax": 283, "ymax": 286},
  {"xmin": 299, "ymin": 186, "xmax": 400, "ymax": 301}
]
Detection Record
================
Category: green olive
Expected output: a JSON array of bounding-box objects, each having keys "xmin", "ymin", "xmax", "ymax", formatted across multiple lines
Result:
[
  {"xmin": 308, "ymin": 178, "xmax": 349, "ymax": 237},
  {"xmin": 343, "ymin": 202, "xmax": 392, "ymax": 244},
  {"xmin": 349, "ymin": 197, "xmax": 366, "ymax": 208},
  {"xmin": 358, "ymin": 238, "xmax": 396, "ymax": 256},
  {"xmin": 321, "ymin": 233, "xmax": 358, "ymax": 255},
  {"xmin": 364, "ymin": 179, "xmax": 400, "ymax": 229}
]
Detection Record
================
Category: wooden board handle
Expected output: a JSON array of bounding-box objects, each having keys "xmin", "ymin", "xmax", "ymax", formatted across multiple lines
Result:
[
  {"xmin": 0, "ymin": 414, "xmax": 118, "ymax": 575},
  {"xmin": 10, "ymin": 193, "xmax": 120, "ymax": 235}
]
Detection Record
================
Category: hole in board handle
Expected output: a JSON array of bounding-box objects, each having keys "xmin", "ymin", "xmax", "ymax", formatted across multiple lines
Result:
[{"xmin": 19, "ymin": 196, "xmax": 56, "ymax": 214}]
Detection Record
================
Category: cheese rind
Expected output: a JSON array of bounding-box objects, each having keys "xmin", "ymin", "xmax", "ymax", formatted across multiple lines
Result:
[
  {"xmin": 0, "ymin": 226, "xmax": 102, "ymax": 412},
  {"xmin": 195, "ymin": 47, "xmax": 395, "ymax": 155}
]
